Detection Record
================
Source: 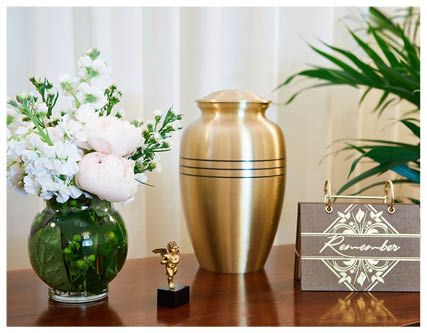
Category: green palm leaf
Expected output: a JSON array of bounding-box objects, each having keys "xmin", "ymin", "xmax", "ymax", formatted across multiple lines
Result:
[{"xmin": 276, "ymin": 7, "xmax": 420, "ymax": 200}]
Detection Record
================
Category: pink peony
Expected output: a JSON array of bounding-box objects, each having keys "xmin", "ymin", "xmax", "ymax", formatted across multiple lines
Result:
[{"xmin": 76, "ymin": 152, "xmax": 137, "ymax": 202}]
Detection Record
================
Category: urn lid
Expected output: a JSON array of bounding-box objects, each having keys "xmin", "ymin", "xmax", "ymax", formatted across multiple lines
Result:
[{"xmin": 196, "ymin": 89, "xmax": 270, "ymax": 104}]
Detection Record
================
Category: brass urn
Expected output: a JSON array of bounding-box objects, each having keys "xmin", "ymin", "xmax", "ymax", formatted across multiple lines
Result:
[{"xmin": 179, "ymin": 90, "xmax": 286, "ymax": 273}]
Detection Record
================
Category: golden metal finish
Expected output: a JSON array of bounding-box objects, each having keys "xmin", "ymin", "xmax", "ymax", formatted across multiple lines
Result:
[
  {"xmin": 323, "ymin": 179, "xmax": 395, "ymax": 214},
  {"xmin": 152, "ymin": 241, "xmax": 181, "ymax": 290},
  {"xmin": 180, "ymin": 90, "xmax": 286, "ymax": 273}
]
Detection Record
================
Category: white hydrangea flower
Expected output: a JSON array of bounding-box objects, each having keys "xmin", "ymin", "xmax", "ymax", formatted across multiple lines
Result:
[
  {"xmin": 14, "ymin": 125, "xmax": 32, "ymax": 137},
  {"xmin": 23, "ymin": 174, "xmax": 41, "ymax": 196},
  {"xmin": 75, "ymin": 104, "xmax": 98, "ymax": 123},
  {"xmin": 77, "ymin": 51, "xmax": 112, "ymax": 90},
  {"xmin": 50, "ymin": 106, "xmax": 63, "ymax": 120},
  {"xmin": 35, "ymin": 102, "xmax": 48, "ymax": 114},
  {"xmin": 90, "ymin": 76, "xmax": 112, "ymax": 91},
  {"xmin": 52, "ymin": 142, "xmax": 82, "ymax": 176},
  {"xmin": 92, "ymin": 58, "xmax": 110, "ymax": 75},
  {"xmin": 78, "ymin": 55, "xmax": 93, "ymax": 68},
  {"xmin": 7, "ymin": 48, "xmax": 182, "ymax": 203},
  {"xmin": 59, "ymin": 74, "xmax": 78, "ymax": 96},
  {"xmin": 46, "ymin": 126, "xmax": 65, "ymax": 143},
  {"xmin": 7, "ymin": 139, "xmax": 27, "ymax": 159},
  {"xmin": 7, "ymin": 163, "xmax": 25, "ymax": 190},
  {"xmin": 77, "ymin": 82, "xmax": 107, "ymax": 110},
  {"xmin": 7, "ymin": 127, "xmax": 83, "ymax": 203},
  {"xmin": 56, "ymin": 114, "xmax": 84, "ymax": 141}
]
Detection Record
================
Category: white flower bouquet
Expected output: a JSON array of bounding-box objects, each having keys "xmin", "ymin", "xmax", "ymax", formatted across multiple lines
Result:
[
  {"xmin": 7, "ymin": 48, "xmax": 182, "ymax": 204},
  {"xmin": 7, "ymin": 48, "xmax": 183, "ymax": 303}
]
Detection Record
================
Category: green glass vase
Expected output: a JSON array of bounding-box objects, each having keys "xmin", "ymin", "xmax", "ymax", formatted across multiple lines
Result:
[{"xmin": 28, "ymin": 196, "xmax": 128, "ymax": 303}]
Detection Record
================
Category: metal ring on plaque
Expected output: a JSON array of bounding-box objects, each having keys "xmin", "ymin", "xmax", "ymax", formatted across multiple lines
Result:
[{"xmin": 323, "ymin": 179, "xmax": 396, "ymax": 214}]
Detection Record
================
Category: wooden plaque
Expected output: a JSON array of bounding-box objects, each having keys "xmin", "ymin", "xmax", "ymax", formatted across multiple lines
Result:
[{"xmin": 295, "ymin": 203, "xmax": 420, "ymax": 292}]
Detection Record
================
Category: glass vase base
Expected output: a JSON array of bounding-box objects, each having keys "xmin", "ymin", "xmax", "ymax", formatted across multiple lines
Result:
[{"xmin": 48, "ymin": 288, "xmax": 108, "ymax": 304}]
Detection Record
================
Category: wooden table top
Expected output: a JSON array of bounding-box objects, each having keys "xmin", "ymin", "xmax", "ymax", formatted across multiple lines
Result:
[{"xmin": 7, "ymin": 244, "xmax": 419, "ymax": 326}]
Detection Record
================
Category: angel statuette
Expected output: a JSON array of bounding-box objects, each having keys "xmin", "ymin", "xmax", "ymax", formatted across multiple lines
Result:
[{"xmin": 153, "ymin": 241, "xmax": 181, "ymax": 290}]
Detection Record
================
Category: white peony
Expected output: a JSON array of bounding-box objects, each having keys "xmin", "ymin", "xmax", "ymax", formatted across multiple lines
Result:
[
  {"xmin": 84, "ymin": 116, "xmax": 141, "ymax": 156},
  {"xmin": 76, "ymin": 152, "xmax": 137, "ymax": 202}
]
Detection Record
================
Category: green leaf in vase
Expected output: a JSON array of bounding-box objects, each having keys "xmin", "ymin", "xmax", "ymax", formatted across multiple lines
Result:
[
  {"xmin": 29, "ymin": 224, "xmax": 70, "ymax": 291},
  {"xmin": 90, "ymin": 197, "xmax": 111, "ymax": 217},
  {"xmin": 104, "ymin": 251, "xmax": 118, "ymax": 283}
]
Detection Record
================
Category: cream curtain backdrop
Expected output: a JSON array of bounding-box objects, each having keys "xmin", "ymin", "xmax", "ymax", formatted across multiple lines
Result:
[{"xmin": 7, "ymin": 7, "xmax": 412, "ymax": 269}]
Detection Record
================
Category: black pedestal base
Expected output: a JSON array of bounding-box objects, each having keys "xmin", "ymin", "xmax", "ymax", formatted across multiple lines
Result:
[{"xmin": 157, "ymin": 285, "xmax": 190, "ymax": 308}]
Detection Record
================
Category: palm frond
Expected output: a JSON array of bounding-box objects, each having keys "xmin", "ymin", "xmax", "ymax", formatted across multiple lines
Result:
[{"xmin": 276, "ymin": 7, "xmax": 420, "ymax": 200}]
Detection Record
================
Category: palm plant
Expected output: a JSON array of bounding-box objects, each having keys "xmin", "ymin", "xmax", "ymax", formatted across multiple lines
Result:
[{"xmin": 276, "ymin": 7, "xmax": 420, "ymax": 202}]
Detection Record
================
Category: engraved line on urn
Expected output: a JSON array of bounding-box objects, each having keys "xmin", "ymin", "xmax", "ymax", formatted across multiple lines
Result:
[
  {"xmin": 180, "ymin": 156, "xmax": 286, "ymax": 162},
  {"xmin": 179, "ymin": 173, "xmax": 286, "ymax": 179},
  {"xmin": 180, "ymin": 165, "xmax": 286, "ymax": 171}
]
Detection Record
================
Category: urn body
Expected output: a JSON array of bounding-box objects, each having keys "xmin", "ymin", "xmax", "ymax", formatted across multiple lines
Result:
[{"xmin": 180, "ymin": 90, "xmax": 286, "ymax": 273}]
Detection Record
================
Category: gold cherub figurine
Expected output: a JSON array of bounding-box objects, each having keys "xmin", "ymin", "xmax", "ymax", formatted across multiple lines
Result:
[{"xmin": 153, "ymin": 241, "xmax": 181, "ymax": 290}]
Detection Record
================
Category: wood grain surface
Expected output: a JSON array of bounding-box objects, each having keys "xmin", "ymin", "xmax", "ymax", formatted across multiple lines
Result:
[{"xmin": 7, "ymin": 245, "xmax": 420, "ymax": 326}]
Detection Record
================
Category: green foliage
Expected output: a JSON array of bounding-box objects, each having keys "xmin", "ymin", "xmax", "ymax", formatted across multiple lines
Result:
[
  {"xmin": 8, "ymin": 91, "xmax": 54, "ymax": 145},
  {"xmin": 100, "ymin": 85, "xmax": 122, "ymax": 116},
  {"xmin": 90, "ymin": 196, "xmax": 112, "ymax": 217},
  {"xmin": 30, "ymin": 197, "xmax": 128, "ymax": 293},
  {"xmin": 87, "ymin": 48, "xmax": 101, "ymax": 61},
  {"xmin": 8, "ymin": 76, "xmax": 61, "ymax": 145},
  {"xmin": 29, "ymin": 77, "xmax": 59, "ymax": 118},
  {"xmin": 131, "ymin": 106, "xmax": 183, "ymax": 174},
  {"xmin": 29, "ymin": 224, "xmax": 71, "ymax": 291},
  {"xmin": 101, "ymin": 233, "xmax": 119, "ymax": 282},
  {"xmin": 63, "ymin": 233, "xmax": 96, "ymax": 292},
  {"xmin": 276, "ymin": 7, "xmax": 420, "ymax": 198},
  {"xmin": 7, "ymin": 114, "xmax": 14, "ymax": 126}
]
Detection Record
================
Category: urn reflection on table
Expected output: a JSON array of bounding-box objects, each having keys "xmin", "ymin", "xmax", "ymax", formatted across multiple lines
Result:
[{"xmin": 179, "ymin": 90, "xmax": 286, "ymax": 273}]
